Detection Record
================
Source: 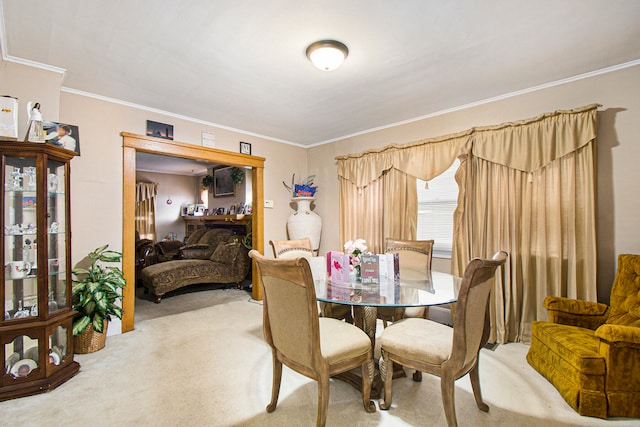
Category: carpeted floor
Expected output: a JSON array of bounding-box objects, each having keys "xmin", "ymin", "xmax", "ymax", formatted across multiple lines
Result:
[{"xmin": 1, "ymin": 288, "xmax": 637, "ymax": 427}]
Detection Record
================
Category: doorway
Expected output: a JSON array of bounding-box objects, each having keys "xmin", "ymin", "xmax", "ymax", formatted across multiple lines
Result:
[{"xmin": 121, "ymin": 132, "xmax": 265, "ymax": 333}]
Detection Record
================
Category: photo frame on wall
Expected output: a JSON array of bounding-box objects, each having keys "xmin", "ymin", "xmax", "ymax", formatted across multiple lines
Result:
[
  {"xmin": 146, "ymin": 120, "xmax": 174, "ymax": 140},
  {"xmin": 240, "ymin": 141, "xmax": 251, "ymax": 155},
  {"xmin": 214, "ymin": 167, "xmax": 235, "ymax": 197},
  {"xmin": 43, "ymin": 121, "xmax": 81, "ymax": 155}
]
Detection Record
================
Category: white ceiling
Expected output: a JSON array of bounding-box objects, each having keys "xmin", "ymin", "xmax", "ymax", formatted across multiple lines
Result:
[
  {"xmin": 136, "ymin": 152, "xmax": 211, "ymax": 176},
  {"xmin": 2, "ymin": 1, "xmax": 640, "ymax": 147}
]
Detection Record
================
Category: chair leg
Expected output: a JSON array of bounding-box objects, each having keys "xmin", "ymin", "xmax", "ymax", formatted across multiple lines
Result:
[
  {"xmin": 412, "ymin": 370, "xmax": 422, "ymax": 382},
  {"xmin": 469, "ymin": 360, "xmax": 489, "ymax": 412},
  {"xmin": 378, "ymin": 350, "xmax": 394, "ymax": 410},
  {"xmin": 317, "ymin": 376, "xmax": 330, "ymax": 427},
  {"xmin": 267, "ymin": 355, "xmax": 282, "ymax": 413},
  {"xmin": 440, "ymin": 372, "xmax": 458, "ymax": 427},
  {"xmin": 361, "ymin": 358, "xmax": 376, "ymax": 413}
]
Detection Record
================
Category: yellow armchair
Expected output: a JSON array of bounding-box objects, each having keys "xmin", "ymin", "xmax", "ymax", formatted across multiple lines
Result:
[{"xmin": 527, "ymin": 254, "xmax": 640, "ymax": 418}]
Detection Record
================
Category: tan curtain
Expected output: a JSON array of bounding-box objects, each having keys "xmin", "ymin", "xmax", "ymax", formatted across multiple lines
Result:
[
  {"xmin": 339, "ymin": 176, "xmax": 384, "ymax": 253},
  {"xmin": 453, "ymin": 105, "xmax": 598, "ymax": 343},
  {"xmin": 337, "ymin": 104, "xmax": 599, "ymax": 344},
  {"xmin": 337, "ymin": 134, "xmax": 471, "ymax": 252},
  {"xmin": 136, "ymin": 182, "xmax": 158, "ymax": 241}
]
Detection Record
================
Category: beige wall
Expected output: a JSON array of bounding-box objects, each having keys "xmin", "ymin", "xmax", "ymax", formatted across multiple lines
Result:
[
  {"xmin": 3, "ymin": 57, "xmax": 639, "ymax": 329},
  {"xmin": 0, "ymin": 61, "xmax": 63, "ymax": 135},
  {"xmin": 206, "ymin": 167, "xmax": 250, "ymax": 212},
  {"xmin": 309, "ymin": 64, "xmax": 640, "ymax": 304},
  {"xmin": 1, "ymin": 59, "xmax": 309, "ymax": 334},
  {"xmin": 136, "ymin": 171, "xmax": 200, "ymax": 242}
]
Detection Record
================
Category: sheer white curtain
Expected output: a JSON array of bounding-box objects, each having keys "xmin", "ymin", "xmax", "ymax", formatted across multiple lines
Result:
[{"xmin": 136, "ymin": 182, "xmax": 158, "ymax": 241}]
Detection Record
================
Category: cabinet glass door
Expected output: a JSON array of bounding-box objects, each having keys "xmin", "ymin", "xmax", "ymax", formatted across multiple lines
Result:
[
  {"xmin": 5, "ymin": 335, "xmax": 40, "ymax": 379},
  {"xmin": 47, "ymin": 160, "xmax": 67, "ymax": 314},
  {"xmin": 3, "ymin": 157, "xmax": 38, "ymax": 321}
]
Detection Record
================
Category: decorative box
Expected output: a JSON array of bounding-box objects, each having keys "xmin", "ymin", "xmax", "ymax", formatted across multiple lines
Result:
[{"xmin": 0, "ymin": 96, "xmax": 19, "ymax": 140}]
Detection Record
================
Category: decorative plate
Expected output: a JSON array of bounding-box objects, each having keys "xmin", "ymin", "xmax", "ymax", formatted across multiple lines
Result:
[{"xmin": 10, "ymin": 358, "xmax": 37, "ymax": 377}]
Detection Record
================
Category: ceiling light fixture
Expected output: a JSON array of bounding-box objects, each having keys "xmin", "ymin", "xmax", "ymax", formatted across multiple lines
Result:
[{"xmin": 306, "ymin": 40, "xmax": 349, "ymax": 71}]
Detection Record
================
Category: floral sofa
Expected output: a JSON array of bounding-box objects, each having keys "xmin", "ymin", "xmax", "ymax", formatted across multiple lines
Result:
[{"xmin": 140, "ymin": 228, "xmax": 250, "ymax": 303}]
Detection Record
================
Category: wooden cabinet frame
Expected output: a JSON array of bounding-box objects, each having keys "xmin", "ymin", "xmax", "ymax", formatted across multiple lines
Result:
[{"xmin": 121, "ymin": 133, "xmax": 265, "ymax": 333}]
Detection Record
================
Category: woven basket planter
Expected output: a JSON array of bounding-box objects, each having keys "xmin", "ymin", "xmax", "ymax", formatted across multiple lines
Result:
[{"xmin": 74, "ymin": 320, "xmax": 108, "ymax": 354}]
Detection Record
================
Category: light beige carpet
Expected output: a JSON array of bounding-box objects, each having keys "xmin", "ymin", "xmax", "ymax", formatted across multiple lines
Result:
[{"xmin": 1, "ymin": 288, "xmax": 638, "ymax": 427}]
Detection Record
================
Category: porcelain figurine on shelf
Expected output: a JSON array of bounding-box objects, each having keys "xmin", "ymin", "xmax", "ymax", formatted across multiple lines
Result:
[{"xmin": 24, "ymin": 101, "xmax": 45, "ymax": 143}]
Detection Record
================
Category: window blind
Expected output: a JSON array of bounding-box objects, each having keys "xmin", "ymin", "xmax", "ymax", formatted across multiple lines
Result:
[{"xmin": 416, "ymin": 158, "xmax": 460, "ymax": 257}]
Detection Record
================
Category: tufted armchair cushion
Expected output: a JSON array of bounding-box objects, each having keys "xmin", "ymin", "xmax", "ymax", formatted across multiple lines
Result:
[{"xmin": 527, "ymin": 254, "xmax": 640, "ymax": 418}]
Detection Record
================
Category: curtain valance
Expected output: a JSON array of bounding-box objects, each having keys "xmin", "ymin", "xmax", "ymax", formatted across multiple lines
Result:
[
  {"xmin": 336, "ymin": 104, "xmax": 600, "ymax": 187},
  {"xmin": 336, "ymin": 132, "xmax": 472, "ymax": 188},
  {"xmin": 136, "ymin": 182, "xmax": 157, "ymax": 203},
  {"xmin": 471, "ymin": 104, "xmax": 599, "ymax": 173}
]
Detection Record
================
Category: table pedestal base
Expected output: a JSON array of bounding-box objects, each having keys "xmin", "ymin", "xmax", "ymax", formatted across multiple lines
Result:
[{"xmin": 331, "ymin": 305, "xmax": 420, "ymax": 398}]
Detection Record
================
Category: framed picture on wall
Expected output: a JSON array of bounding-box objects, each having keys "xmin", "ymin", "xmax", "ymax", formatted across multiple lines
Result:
[
  {"xmin": 240, "ymin": 141, "xmax": 251, "ymax": 155},
  {"xmin": 146, "ymin": 120, "xmax": 174, "ymax": 140},
  {"xmin": 214, "ymin": 167, "xmax": 235, "ymax": 197}
]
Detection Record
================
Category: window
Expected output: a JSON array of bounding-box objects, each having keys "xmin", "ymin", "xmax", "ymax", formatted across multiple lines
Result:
[{"xmin": 416, "ymin": 158, "xmax": 460, "ymax": 258}]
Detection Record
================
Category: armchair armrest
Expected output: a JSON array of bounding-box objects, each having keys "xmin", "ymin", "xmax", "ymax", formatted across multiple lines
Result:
[
  {"xmin": 543, "ymin": 296, "xmax": 609, "ymax": 329},
  {"xmin": 595, "ymin": 324, "xmax": 640, "ymax": 347}
]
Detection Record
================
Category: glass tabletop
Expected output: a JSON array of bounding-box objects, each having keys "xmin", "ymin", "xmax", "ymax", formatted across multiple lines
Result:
[{"xmin": 313, "ymin": 265, "xmax": 463, "ymax": 308}]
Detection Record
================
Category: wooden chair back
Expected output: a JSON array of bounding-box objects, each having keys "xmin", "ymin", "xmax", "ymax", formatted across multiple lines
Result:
[
  {"xmin": 250, "ymin": 250, "xmax": 321, "ymax": 370},
  {"xmin": 450, "ymin": 251, "xmax": 507, "ymax": 372},
  {"xmin": 270, "ymin": 238, "xmax": 314, "ymax": 260}
]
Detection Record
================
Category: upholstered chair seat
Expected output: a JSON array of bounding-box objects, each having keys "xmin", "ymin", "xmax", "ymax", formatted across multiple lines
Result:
[{"xmin": 526, "ymin": 253, "xmax": 640, "ymax": 418}]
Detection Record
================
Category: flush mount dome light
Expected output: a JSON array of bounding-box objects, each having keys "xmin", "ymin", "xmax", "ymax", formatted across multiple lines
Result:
[{"xmin": 306, "ymin": 40, "xmax": 349, "ymax": 71}]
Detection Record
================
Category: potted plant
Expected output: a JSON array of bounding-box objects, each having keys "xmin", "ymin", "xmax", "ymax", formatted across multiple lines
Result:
[
  {"xmin": 72, "ymin": 244, "xmax": 126, "ymax": 353},
  {"xmin": 202, "ymin": 174, "xmax": 214, "ymax": 189},
  {"xmin": 231, "ymin": 166, "xmax": 245, "ymax": 184}
]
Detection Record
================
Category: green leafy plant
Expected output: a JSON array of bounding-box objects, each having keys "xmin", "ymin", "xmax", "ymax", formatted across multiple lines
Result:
[
  {"xmin": 72, "ymin": 245, "xmax": 126, "ymax": 336},
  {"xmin": 231, "ymin": 167, "xmax": 245, "ymax": 184},
  {"xmin": 202, "ymin": 174, "xmax": 214, "ymax": 189}
]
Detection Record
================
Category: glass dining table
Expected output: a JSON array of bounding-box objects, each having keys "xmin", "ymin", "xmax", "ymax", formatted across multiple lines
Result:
[{"xmin": 311, "ymin": 261, "xmax": 464, "ymax": 397}]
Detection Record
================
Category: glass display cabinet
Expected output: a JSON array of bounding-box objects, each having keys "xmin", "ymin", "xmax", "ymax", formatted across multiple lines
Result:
[{"xmin": 0, "ymin": 142, "xmax": 79, "ymax": 401}]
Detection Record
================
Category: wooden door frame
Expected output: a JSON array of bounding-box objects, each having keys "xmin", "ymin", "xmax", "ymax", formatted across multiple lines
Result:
[{"xmin": 121, "ymin": 132, "xmax": 265, "ymax": 333}]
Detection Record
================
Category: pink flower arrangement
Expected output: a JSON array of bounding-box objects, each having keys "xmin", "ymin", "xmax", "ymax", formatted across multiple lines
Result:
[{"xmin": 344, "ymin": 239, "xmax": 367, "ymax": 275}]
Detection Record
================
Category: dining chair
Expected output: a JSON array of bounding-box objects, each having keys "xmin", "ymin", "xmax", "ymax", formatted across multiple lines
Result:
[
  {"xmin": 249, "ymin": 250, "xmax": 376, "ymax": 427},
  {"xmin": 379, "ymin": 238, "xmax": 435, "ymax": 382},
  {"xmin": 379, "ymin": 238, "xmax": 435, "ymax": 326},
  {"xmin": 378, "ymin": 251, "xmax": 508, "ymax": 427},
  {"xmin": 270, "ymin": 238, "xmax": 353, "ymax": 323}
]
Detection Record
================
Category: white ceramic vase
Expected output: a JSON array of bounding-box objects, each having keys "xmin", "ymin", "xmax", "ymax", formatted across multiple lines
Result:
[{"xmin": 287, "ymin": 197, "xmax": 322, "ymax": 252}]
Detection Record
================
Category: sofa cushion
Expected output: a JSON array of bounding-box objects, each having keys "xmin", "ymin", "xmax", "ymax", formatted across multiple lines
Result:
[
  {"xmin": 607, "ymin": 254, "xmax": 640, "ymax": 327},
  {"xmin": 532, "ymin": 321, "xmax": 605, "ymax": 375},
  {"xmin": 210, "ymin": 239, "xmax": 242, "ymax": 264},
  {"xmin": 180, "ymin": 229, "xmax": 235, "ymax": 259}
]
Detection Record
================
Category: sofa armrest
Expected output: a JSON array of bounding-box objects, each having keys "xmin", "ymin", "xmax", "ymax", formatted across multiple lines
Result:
[
  {"xmin": 139, "ymin": 244, "xmax": 158, "ymax": 267},
  {"xmin": 543, "ymin": 296, "xmax": 609, "ymax": 329},
  {"xmin": 595, "ymin": 324, "xmax": 640, "ymax": 347}
]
